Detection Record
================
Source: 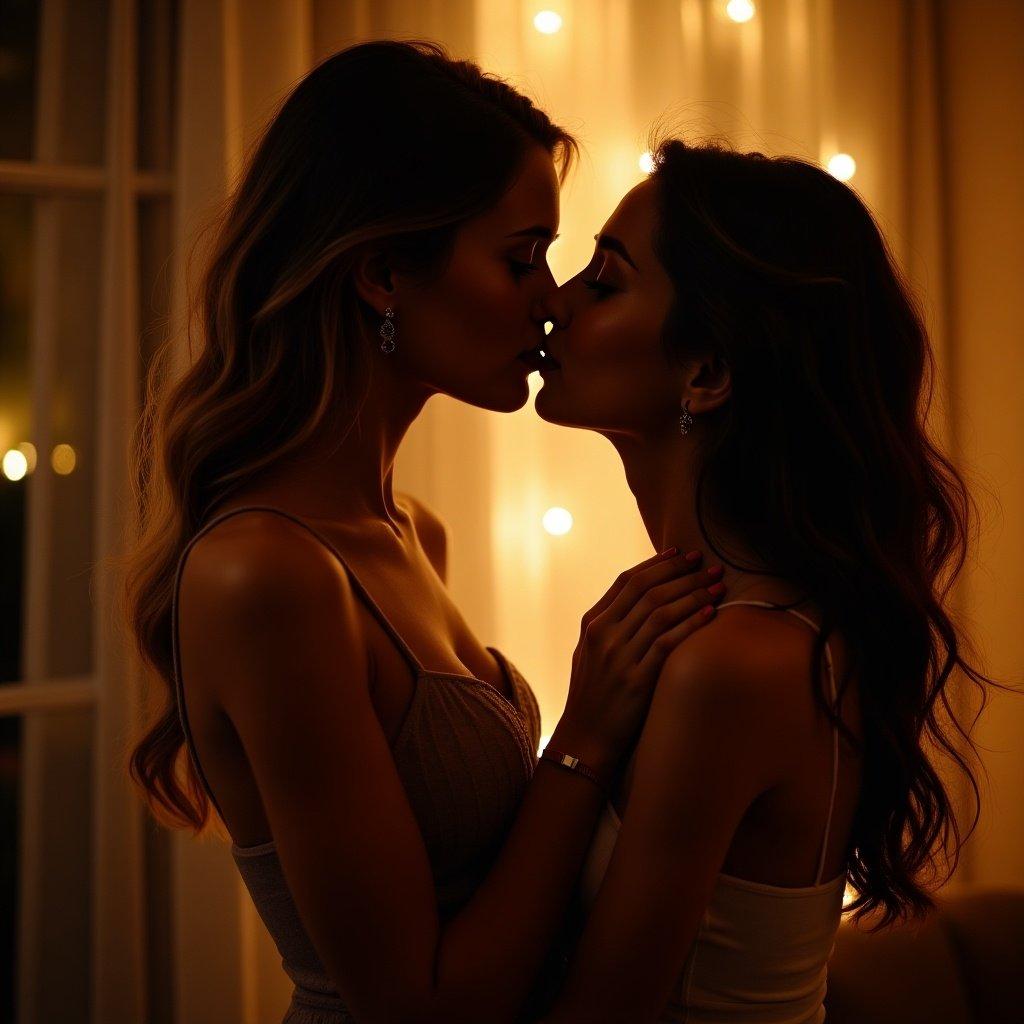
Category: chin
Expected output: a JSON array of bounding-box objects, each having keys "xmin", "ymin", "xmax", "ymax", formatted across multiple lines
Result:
[
  {"xmin": 473, "ymin": 377, "xmax": 534, "ymax": 414},
  {"xmin": 533, "ymin": 382, "xmax": 575, "ymax": 426}
]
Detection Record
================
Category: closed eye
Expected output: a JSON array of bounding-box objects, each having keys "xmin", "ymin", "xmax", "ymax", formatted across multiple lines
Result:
[
  {"xmin": 509, "ymin": 259, "xmax": 539, "ymax": 280},
  {"xmin": 584, "ymin": 279, "xmax": 616, "ymax": 297}
]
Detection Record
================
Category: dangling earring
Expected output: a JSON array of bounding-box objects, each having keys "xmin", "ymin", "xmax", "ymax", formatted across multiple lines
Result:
[
  {"xmin": 679, "ymin": 399, "xmax": 695, "ymax": 436},
  {"xmin": 379, "ymin": 306, "xmax": 396, "ymax": 353}
]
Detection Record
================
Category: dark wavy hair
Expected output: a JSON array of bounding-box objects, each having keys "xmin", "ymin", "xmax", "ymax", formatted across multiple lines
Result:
[
  {"xmin": 646, "ymin": 132, "xmax": 1012, "ymax": 929},
  {"xmin": 123, "ymin": 39, "xmax": 577, "ymax": 838}
]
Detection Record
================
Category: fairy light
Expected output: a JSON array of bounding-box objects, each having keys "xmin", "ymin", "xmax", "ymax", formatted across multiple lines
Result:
[
  {"xmin": 827, "ymin": 153, "xmax": 857, "ymax": 181},
  {"xmin": 534, "ymin": 10, "xmax": 563, "ymax": 34},
  {"xmin": 543, "ymin": 507, "xmax": 573, "ymax": 536},
  {"xmin": 726, "ymin": 0, "xmax": 756, "ymax": 23},
  {"xmin": 18, "ymin": 441, "xmax": 36, "ymax": 473},
  {"xmin": 51, "ymin": 443, "xmax": 76, "ymax": 475},
  {"xmin": 2, "ymin": 449, "xmax": 27, "ymax": 481}
]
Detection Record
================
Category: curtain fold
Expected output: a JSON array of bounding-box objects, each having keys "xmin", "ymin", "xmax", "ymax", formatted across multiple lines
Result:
[{"xmin": 165, "ymin": 2, "xmax": 1023, "ymax": 1016}]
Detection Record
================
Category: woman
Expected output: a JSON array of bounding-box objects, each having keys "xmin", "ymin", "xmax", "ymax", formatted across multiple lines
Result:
[
  {"xmin": 525, "ymin": 136, "xmax": 997, "ymax": 1023},
  {"xmin": 123, "ymin": 42, "xmax": 725, "ymax": 1024}
]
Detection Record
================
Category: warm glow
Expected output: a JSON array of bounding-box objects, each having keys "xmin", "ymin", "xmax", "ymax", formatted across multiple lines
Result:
[
  {"xmin": 533, "ymin": 10, "xmax": 563, "ymax": 34},
  {"xmin": 18, "ymin": 441, "xmax": 37, "ymax": 473},
  {"xmin": 542, "ymin": 507, "xmax": 573, "ymax": 536},
  {"xmin": 2, "ymin": 449, "xmax": 28, "ymax": 481},
  {"xmin": 726, "ymin": 0, "xmax": 756, "ymax": 23},
  {"xmin": 842, "ymin": 882, "xmax": 858, "ymax": 912},
  {"xmin": 538, "ymin": 733, "xmax": 552, "ymax": 757},
  {"xmin": 639, "ymin": 150, "xmax": 656, "ymax": 174},
  {"xmin": 51, "ymin": 443, "xmax": 76, "ymax": 475},
  {"xmin": 544, "ymin": 320, "xmax": 554, "ymax": 335},
  {"xmin": 827, "ymin": 152, "xmax": 857, "ymax": 181}
]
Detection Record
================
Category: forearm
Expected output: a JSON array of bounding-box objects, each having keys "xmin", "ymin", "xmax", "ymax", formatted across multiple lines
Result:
[{"xmin": 427, "ymin": 720, "xmax": 616, "ymax": 1023}]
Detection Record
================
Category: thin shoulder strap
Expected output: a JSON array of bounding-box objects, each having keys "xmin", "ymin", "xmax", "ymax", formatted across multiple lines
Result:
[
  {"xmin": 715, "ymin": 599, "xmax": 840, "ymax": 886},
  {"xmin": 169, "ymin": 504, "xmax": 428, "ymax": 820},
  {"xmin": 173, "ymin": 504, "xmax": 427, "ymax": 675}
]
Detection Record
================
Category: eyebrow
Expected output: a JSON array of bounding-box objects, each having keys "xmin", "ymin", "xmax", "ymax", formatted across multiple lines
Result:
[
  {"xmin": 506, "ymin": 225, "xmax": 560, "ymax": 241},
  {"xmin": 595, "ymin": 233, "xmax": 639, "ymax": 272}
]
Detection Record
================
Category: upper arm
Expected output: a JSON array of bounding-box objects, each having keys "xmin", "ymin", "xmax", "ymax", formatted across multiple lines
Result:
[
  {"xmin": 399, "ymin": 491, "xmax": 448, "ymax": 583},
  {"xmin": 178, "ymin": 515, "xmax": 442, "ymax": 1022},
  {"xmin": 541, "ymin": 626, "xmax": 793, "ymax": 1024}
]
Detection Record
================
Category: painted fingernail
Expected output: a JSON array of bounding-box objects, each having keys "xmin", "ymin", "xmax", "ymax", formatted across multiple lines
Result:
[
  {"xmin": 702, "ymin": 604, "xmax": 716, "ymax": 617},
  {"xmin": 706, "ymin": 565, "xmax": 723, "ymax": 578},
  {"xmin": 685, "ymin": 550, "xmax": 701, "ymax": 561},
  {"xmin": 708, "ymin": 581, "xmax": 726, "ymax": 597}
]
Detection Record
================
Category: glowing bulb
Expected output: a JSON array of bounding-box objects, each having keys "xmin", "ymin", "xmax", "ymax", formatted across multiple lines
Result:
[
  {"xmin": 542, "ymin": 507, "xmax": 573, "ymax": 536},
  {"xmin": 543, "ymin": 321, "xmax": 554, "ymax": 335},
  {"xmin": 533, "ymin": 10, "xmax": 563, "ymax": 34},
  {"xmin": 51, "ymin": 443, "xmax": 76, "ymax": 475},
  {"xmin": 827, "ymin": 153, "xmax": 857, "ymax": 181},
  {"xmin": 2, "ymin": 449, "xmax": 28, "ymax": 481},
  {"xmin": 639, "ymin": 150, "xmax": 656, "ymax": 175},
  {"xmin": 18, "ymin": 441, "xmax": 37, "ymax": 473},
  {"xmin": 726, "ymin": 0, "xmax": 756, "ymax": 23}
]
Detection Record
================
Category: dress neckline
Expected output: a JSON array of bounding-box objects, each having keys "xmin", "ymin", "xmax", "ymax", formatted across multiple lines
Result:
[
  {"xmin": 418, "ymin": 644, "xmax": 523, "ymax": 717},
  {"xmin": 602, "ymin": 801, "xmax": 846, "ymax": 893}
]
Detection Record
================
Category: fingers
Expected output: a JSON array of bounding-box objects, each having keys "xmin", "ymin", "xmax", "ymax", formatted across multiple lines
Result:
[
  {"xmin": 601, "ymin": 549, "xmax": 705, "ymax": 624},
  {"xmin": 624, "ymin": 583, "xmax": 724, "ymax": 663},
  {"xmin": 617, "ymin": 566, "xmax": 723, "ymax": 643},
  {"xmin": 632, "ymin": 600, "xmax": 719, "ymax": 680},
  {"xmin": 583, "ymin": 546, "xmax": 691, "ymax": 624}
]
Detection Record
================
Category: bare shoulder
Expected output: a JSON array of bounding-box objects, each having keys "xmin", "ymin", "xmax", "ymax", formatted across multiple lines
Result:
[
  {"xmin": 182, "ymin": 511, "xmax": 356, "ymax": 615},
  {"xmin": 396, "ymin": 490, "xmax": 448, "ymax": 581},
  {"xmin": 656, "ymin": 605, "xmax": 819, "ymax": 730},
  {"xmin": 177, "ymin": 511, "xmax": 368, "ymax": 692}
]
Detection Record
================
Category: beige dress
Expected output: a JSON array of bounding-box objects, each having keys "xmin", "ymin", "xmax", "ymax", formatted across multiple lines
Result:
[{"xmin": 171, "ymin": 505, "xmax": 543, "ymax": 1023}]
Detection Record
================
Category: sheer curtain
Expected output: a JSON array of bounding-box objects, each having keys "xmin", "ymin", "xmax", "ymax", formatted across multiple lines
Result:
[{"xmin": 167, "ymin": 2, "xmax": 1023, "ymax": 1020}]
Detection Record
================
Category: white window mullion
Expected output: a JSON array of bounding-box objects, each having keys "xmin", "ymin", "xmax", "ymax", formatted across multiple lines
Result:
[{"xmin": 91, "ymin": 0, "xmax": 148, "ymax": 1021}]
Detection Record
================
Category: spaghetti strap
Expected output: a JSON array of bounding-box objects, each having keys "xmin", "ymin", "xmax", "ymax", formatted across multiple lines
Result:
[
  {"xmin": 175, "ymin": 505, "xmax": 426, "ymax": 673},
  {"xmin": 714, "ymin": 599, "xmax": 841, "ymax": 886},
  {"xmin": 169, "ymin": 504, "xmax": 429, "ymax": 820}
]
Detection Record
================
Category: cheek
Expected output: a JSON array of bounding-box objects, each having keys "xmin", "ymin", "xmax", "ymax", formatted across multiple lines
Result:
[
  {"xmin": 407, "ymin": 256, "xmax": 535, "ymax": 373},
  {"xmin": 546, "ymin": 296, "xmax": 676, "ymax": 428},
  {"xmin": 570, "ymin": 296, "xmax": 665, "ymax": 378}
]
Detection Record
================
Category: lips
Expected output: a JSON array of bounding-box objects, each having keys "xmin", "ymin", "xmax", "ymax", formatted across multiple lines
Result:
[{"xmin": 517, "ymin": 344, "xmax": 561, "ymax": 370}]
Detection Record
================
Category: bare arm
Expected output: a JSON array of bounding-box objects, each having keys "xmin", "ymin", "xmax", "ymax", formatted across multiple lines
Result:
[
  {"xmin": 181, "ymin": 516, "xmax": 719, "ymax": 1024},
  {"xmin": 535, "ymin": 628, "xmax": 792, "ymax": 1024}
]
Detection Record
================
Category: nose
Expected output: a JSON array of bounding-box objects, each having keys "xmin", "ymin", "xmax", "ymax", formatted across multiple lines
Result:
[{"xmin": 535, "ymin": 285, "xmax": 573, "ymax": 333}]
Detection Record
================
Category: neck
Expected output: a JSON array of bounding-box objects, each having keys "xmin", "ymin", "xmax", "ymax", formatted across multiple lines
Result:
[
  {"xmin": 606, "ymin": 427, "xmax": 794, "ymax": 604},
  {"xmin": 222, "ymin": 361, "xmax": 433, "ymax": 531}
]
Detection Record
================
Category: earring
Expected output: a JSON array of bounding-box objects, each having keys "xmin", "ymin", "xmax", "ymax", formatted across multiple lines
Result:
[
  {"xmin": 679, "ymin": 399, "xmax": 695, "ymax": 436},
  {"xmin": 379, "ymin": 306, "xmax": 396, "ymax": 353}
]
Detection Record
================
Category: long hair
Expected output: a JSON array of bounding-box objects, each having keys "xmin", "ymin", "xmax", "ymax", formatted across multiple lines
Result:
[
  {"xmin": 647, "ymin": 133, "xmax": 1011, "ymax": 929},
  {"xmin": 123, "ymin": 40, "xmax": 577, "ymax": 838}
]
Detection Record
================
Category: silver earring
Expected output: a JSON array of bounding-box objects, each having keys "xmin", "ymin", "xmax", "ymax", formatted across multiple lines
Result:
[
  {"xmin": 379, "ymin": 306, "xmax": 396, "ymax": 353},
  {"xmin": 679, "ymin": 400, "xmax": 694, "ymax": 436}
]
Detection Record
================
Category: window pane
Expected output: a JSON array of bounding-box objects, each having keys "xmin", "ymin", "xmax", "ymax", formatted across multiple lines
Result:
[
  {"xmin": 1, "ymin": 705, "xmax": 95, "ymax": 1024},
  {"xmin": 0, "ymin": 0, "xmax": 41, "ymax": 162},
  {"xmin": 49, "ymin": 0, "xmax": 110, "ymax": 166},
  {"xmin": 0, "ymin": 194, "xmax": 32, "ymax": 684},
  {"xmin": 46, "ymin": 194, "xmax": 102, "ymax": 679},
  {"xmin": 137, "ymin": 0, "xmax": 179, "ymax": 172},
  {"xmin": 0, "ymin": 194, "xmax": 102, "ymax": 683}
]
